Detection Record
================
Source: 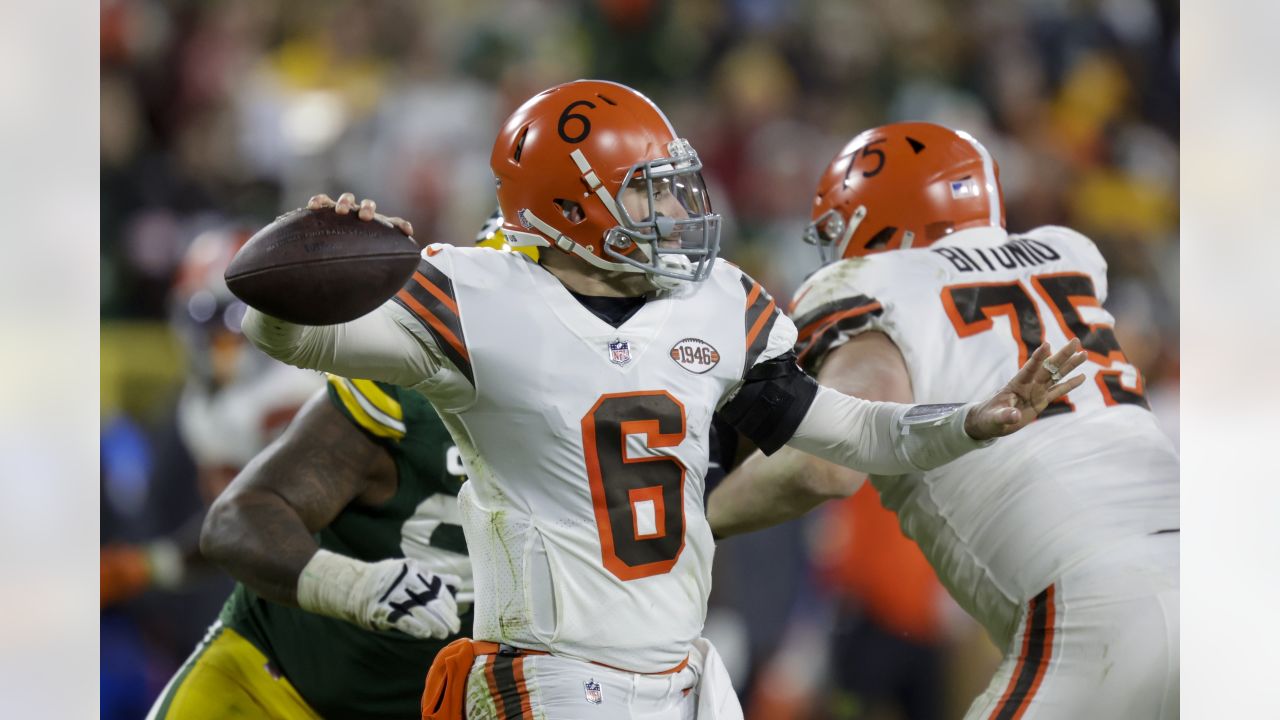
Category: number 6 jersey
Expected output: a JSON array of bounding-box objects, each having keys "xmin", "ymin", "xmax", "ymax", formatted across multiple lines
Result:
[
  {"xmin": 790, "ymin": 224, "xmax": 1179, "ymax": 647},
  {"xmin": 385, "ymin": 245, "xmax": 795, "ymax": 672}
]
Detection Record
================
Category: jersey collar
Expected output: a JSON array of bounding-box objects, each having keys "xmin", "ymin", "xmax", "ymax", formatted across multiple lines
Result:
[{"xmin": 930, "ymin": 226, "xmax": 1010, "ymax": 248}]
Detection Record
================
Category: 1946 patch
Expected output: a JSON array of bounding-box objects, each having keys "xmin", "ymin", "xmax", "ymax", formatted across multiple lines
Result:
[{"xmin": 670, "ymin": 338, "xmax": 720, "ymax": 374}]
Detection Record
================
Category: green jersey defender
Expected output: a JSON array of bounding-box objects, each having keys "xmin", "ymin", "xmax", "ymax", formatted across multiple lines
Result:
[{"xmin": 153, "ymin": 376, "xmax": 471, "ymax": 720}]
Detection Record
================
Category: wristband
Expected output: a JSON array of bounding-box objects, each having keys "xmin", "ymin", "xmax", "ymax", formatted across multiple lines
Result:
[{"xmin": 296, "ymin": 549, "xmax": 369, "ymax": 625}]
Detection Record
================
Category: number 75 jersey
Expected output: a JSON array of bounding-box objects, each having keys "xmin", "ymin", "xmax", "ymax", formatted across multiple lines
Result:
[
  {"xmin": 790, "ymin": 224, "xmax": 1178, "ymax": 646},
  {"xmin": 389, "ymin": 245, "xmax": 794, "ymax": 673}
]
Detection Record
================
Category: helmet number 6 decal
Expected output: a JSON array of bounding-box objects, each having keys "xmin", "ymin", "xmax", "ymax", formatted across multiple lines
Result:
[{"xmin": 558, "ymin": 100, "xmax": 597, "ymax": 143}]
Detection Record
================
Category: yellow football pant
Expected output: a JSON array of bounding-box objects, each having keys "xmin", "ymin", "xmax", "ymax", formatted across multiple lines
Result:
[{"xmin": 146, "ymin": 621, "xmax": 321, "ymax": 720}]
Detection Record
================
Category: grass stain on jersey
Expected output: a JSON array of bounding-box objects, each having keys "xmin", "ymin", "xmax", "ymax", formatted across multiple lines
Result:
[
  {"xmin": 466, "ymin": 664, "xmax": 501, "ymax": 717},
  {"xmin": 804, "ymin": 256, "xmax": 870, "ymax": 309},
  {"xmin": 486, "ymin": 509, "xmax": 519, "ymax": 580}
]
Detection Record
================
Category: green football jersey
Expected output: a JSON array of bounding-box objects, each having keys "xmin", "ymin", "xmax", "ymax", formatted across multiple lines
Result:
[{"xmin": 220, "ymin": 375, "xmax": 471, "ymax": 720}]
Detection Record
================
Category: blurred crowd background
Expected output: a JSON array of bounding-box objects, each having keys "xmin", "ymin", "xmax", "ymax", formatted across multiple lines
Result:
[{"xmin": 99, "ymin": 0, "xmax": 1179, "ymax": 718}]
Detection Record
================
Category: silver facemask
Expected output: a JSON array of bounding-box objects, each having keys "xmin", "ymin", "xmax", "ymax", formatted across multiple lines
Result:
[{"xmin": 605, "ymin": 139, "xmax": 722, "ymax": 285}]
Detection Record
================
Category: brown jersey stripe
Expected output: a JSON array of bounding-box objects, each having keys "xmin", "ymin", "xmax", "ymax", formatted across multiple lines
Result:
[
  {"xmin": 991, "ymin": 584, "xmax": 1057, "ymax": 720},
  {"xmin": 491, "ymin": 655, "xmax": 531, "ymax": 720},
  {"xmin": 392, "ymin": 290, "xmax": 475, "ymax": 385},
  {"xmin": 483, "ymin": 655, "xmax": 507, "ymax": 719},
  {"xmin": 401, "ymin": 277, "xmax": 467, "ymax": 353},
  {"xmin": 410, "ymin": 269, "xmax": 460, "ymax": 316},
  {"xmin": 741, "ymin": 276, "xmax": 780, "ymax": 368},
  {"xmin": 744, "ymin": 302, "xmax": 779, "ymax": 369},
  {"xmin": 793, "ymin": 305, "xmax": 884, "ymax": 373},
  {"xmin": 793, "ymin": 295, "xmax": 882, "ymax": 341},
  {"xmin": 792, "ymin": 296, "xmax": 884, "ymax": 372},
  {"xmin": 741, "ymin": 276, "xmax": 775, "ymax": 319},
  {"xmin": 402, "ymin": 261, "xmax": 465, "ymax": 342},
  {"xmin": 512, "ymin": 657, "xmax": 534, "ymax": 719}
]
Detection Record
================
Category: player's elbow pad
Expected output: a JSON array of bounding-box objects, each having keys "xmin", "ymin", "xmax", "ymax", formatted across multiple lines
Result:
[
  {"xmin": 718, "ymin": 353, "xmax": 819, "ymax": 455},
  {"xmin": 787, "ymin": 387, "xmax": 993, "ymax": 475}
]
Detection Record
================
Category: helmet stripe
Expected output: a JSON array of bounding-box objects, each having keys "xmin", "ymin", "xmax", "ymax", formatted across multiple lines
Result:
[
  {"xmin": 589, "ymin": 78, "xmax": 677, "ymax": 136},
  {"xmin": 956, "ymin": 130, "xmax": 1001, "ymax": 227}
]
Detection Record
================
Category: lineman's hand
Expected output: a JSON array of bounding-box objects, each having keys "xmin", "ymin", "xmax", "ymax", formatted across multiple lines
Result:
[
  {"xmin": 307, "ymin": 192, "xmax": 414, "ymax": 237},
  {"xmin": 358, "ymin": 558, "xmax": 462, "ymax": 640},
  {"xmin": 964, "ymin": 339, "xmax": 1087, "ymax": 441}
]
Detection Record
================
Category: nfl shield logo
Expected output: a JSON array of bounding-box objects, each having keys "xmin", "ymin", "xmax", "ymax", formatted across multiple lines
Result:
[
  {"xmin": 584, "ymin": 678, "xmax": 603, "ymax": 705},
  {"xmin": 608, "ymin": 339, "xmax": 632, "ymax": 366}
]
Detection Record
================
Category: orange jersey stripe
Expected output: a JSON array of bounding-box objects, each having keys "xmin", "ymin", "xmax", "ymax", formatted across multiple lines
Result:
[
  {"xmin": 1012, "ymin": 586, "xmax": 1057, "ymax": 720},
  {"xmin": 991, "ymin": 586, "xmax": 1056, "ymax": 720},
  {"xmin": 513, "ymin": 658, "xmax": 533, "ymax": 719},
  {"xmin": 744, "ymin": 281, "xmax": 762, "ymax": 308},
  {"xmin": 744, "ymin": 298, "xmax": 776, "ymax": 352},
  {"xmin": 411, "ymin": 271, "xmax": 459, "ymax": 316},
  {"xmin": 796, "ymin": 302, "xmax": 884, "ymax": 342},
  {"xmin": 395, "ymin": 289, "xmax": 470, "ymax": 362},
  {"xmin": 483, "ymin": 656, "xmax": 506, "ymax": 718}
]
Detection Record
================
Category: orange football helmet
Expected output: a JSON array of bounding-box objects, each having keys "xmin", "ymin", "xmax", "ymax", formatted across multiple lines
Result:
[
  {"xmin": 490, "ymin": 80, "xmax": 720, "ymax": 286},
  {"xmin": 169, "ymin": 226, "xmax": 257, "ymax": 386},
  {"xmin": 803, "ymin": 121, "xmax": 1005, "ymax": 264}
]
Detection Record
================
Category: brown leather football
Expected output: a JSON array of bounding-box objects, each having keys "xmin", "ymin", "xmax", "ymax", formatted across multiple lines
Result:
[{"xmin": 225, "ymin": 208, "xmax": 421, "ymax": 325}]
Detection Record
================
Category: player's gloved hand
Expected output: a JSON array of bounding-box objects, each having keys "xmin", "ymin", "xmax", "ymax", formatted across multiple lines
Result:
[
  {"xmin": 964, "ymin": 338, "xmax": 1087, "ymax": 440},
  {"xmin": 306, "ymin": 192, "xmax": 414, "ymax": 237},
  {"xmin": 296, "ymin": 549, "xmax": 462, "ymax": 640},
  {"xmin": 364, "ymin": 558, "xmax": 463, "ymax": 639}
]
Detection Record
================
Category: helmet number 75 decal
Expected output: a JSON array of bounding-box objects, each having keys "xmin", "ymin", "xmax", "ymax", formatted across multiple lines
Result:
[
  {"xmin": 847, "ymin": 138, "xmax": 887, "ymax": 179},
  {"xmin": 557, "ymin": 100, "xmax": 597, "ymax": 143},
  {"xmin": 580, "ymin": 391, "xmax": 687, "ymax": 581}
]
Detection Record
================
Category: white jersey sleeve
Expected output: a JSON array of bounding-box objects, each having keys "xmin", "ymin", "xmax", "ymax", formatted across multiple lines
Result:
[{"xmin": 240, "ymin": 244, "xmax": 479, "ymax": 412}]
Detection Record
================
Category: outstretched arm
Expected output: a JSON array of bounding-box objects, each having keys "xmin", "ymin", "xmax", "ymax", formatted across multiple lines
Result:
[
  {"xmin": 707, "ymin": 331, "xmax": 912, "ymax": 538},
  {"xmin": 788, "ymin": 339, "xmax": 1085, "ymax": 474},
  {"xmin": 200, "ymin": 387, "xmax": 461, "ymax": 639},
  {"xmin": 714, "ymin": 338, "xmax": 1085, "ymax": 537},
  {"xmin": 241, "ymin": 303, "xmax": 438, "ymax": 388},
  {"xmin": 200, "ymin": 389, "xmax": 396, "ymax": 605}
]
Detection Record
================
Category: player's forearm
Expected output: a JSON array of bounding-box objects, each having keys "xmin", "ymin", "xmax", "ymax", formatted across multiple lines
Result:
[
  {"xmin": 786, "ymin": 386, "xmax": 992, "ymax": 475},
  {"xmin": 707, "ymin": 447, "xmax": 848, "ymax": 538},
  {"xmin": 200, "ymin": 487, "xmax": 319, "ymax": 606},
  {"xmin": 241, "ymin": 305, "xmax": 435, "ymax": 387}
]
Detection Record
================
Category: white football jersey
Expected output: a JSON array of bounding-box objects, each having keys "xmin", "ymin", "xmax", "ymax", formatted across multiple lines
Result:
[
  {"xmin": 387, "ymin": 246, "xmax": 794, "ymax": 672},
  {"xmin": 790, "ymin": 225, "xmax": 1179, "ymax": 647}
]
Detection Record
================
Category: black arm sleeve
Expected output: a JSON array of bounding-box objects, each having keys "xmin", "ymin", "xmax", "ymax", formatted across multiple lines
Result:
[{"xmin": 718, "ymin": 352, "xmax": 819, "ymax": 456}]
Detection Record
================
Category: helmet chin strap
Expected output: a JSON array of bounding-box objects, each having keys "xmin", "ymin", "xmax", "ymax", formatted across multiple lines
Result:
[
  {"xmin": 571, "ymin": 149, "xmax": 626, "ymax": 226},
  {"xmin": 833, "ymin": 205, "xmax": 867, "ymax": 260},
  {"xmin": 515, "ymin": 207, "xmax": 643, "ymax": 275}
]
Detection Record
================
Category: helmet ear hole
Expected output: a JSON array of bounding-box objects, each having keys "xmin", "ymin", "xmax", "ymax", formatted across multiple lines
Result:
[
  {"xmin": 513, "ymin": 126, "xmax": 530, "ymax": 164},
  {"xmin": 554, "ymin": 199, "xmax": 586, "ymax": 224},
  {"xmin": 863, "ymin": 226, "xmax": 897, "ymax": 251}
]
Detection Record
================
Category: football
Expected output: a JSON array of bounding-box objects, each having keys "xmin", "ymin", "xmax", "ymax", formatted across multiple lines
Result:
[{"xmin": 225, "ymin": 208, "xmax": 422, "ymax": 325}]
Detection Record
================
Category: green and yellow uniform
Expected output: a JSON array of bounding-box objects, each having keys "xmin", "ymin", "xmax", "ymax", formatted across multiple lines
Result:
[{"xmin": 149, "ymin": 376, "xmax": 471, "ymax": 720}]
